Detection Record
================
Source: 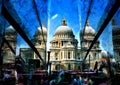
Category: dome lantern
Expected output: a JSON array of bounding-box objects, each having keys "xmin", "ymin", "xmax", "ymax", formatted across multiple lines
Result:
[
  {"xmin": 84, "ymin": 20, "xmax": 96, "ymax": 36},
  {"xmin": 54, "ymin": 19, "xmax": 74, "ymax": 37},
  {"xmin": 62, "ymin": 18, "xmax": 67, "ymax": 26},
  {"xmin": 86, "ymin": 20, "xmax": 90, "ymax": 26}
]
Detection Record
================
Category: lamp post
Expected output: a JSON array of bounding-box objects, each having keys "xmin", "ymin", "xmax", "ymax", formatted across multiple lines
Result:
[
  {"xmin": 47, "ymin": 51, "xmax": 51, "ymax": 74},
  {"xmin": 47, "ymin": 50, "xmax": 51, "ymax": 63},
  {"xmin": 47, "ymin": 51, "xmax": 51, "ymax": 82}
]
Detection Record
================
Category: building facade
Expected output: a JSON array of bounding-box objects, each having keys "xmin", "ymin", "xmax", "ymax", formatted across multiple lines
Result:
[
  {"xmin": 20, "ymin": 26, "xmax": 47, "ymax": 68},
  {"xmin": 3, "ymin": 26, "xmax": 17, "ymax": 64},
  {"xmin": 33, "ymin": 26, "xmax": 47, "ymax": 67},
  {"xmin": 112, "ymin": 19, "xmax": 120, "ymax": 63},
  {"xmin": 50, "ymin": 19, "xmax": 81, "ymax": 71},
  {"xmin": 80, "ymin": 21, "xmax": 101, "ymax": 70}
]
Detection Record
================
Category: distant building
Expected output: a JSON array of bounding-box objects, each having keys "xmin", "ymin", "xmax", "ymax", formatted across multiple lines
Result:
[
  {"xmin": 3, "ymin": 26, "xmax": 17, "ymax": 64},
  {"xmin": 20, "ymin": 26, "xmax": 47, "ymax": 68},
  {"xmin": 32, "ymin": 26, "xmax": 47, "ymax": 67},
  {"xmin": 80, "ymin": 20, "xmax": 101, "ymax": 70},
  {"xmin": 112, "ymin": 19, "xmax": 120, "ymax": 63}
]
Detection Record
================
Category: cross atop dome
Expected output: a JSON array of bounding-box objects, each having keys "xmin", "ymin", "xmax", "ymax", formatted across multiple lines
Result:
[
  {"xmin": 83, "ymin": 19, "xmax": 96, "ymax": 36},
  {"xmin": 86, "ymin": 20, "xmax": 90, "ymax": 26},
  {"xmin": 62, "ymin": 18, "xmax": 67, "ymax": 26}
]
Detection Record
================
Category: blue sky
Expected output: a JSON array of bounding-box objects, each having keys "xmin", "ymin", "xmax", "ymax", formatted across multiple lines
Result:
[{"xmin": 0, "ymin": 0, "xmax": 120, "ymax": 55}]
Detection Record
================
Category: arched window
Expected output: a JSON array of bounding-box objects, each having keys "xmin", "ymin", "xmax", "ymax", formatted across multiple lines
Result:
[
  {"xmin": 55, "ymin": 53, "xmax": 58, "ymax": 60},
  {"xmin": 68, "ymin": 64, "xmax": 71, "ymax": 70},
  {"xmin": 55, "ymin": 53, "xmax": 57, "ymax": 56},
  {"xmin": 78, "ymin": 53, "xmax": 80, "ymax": 59},
  {"xmin": 56, "ymin": 57, "xmax": 58, "ymax": 60},
  {"xmin": 59, "ymin": 43, "xmax": 60, "ymax": 47},
  {"xmin": 94, "ymin": 53, "xmax": 96, "ymax": 60},
  {"xmin": 39, "ymin": 42, "xmax": 41, "ymax": 45},
  {"xmin": 62, "ymin": 41, "xmax": 63, "ymax": 46},
  {"xmin": 68, "ymin": 52, "xmax": 71, "ymax": 59},
  {"xmin": 55, "ymin": 65, "xmax": 59, "ymax": 70}
]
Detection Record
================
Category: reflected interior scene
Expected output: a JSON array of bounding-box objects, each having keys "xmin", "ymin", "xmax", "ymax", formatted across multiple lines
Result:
[{"xmin": 0, "ymin": 0, "xmax": 120, "ymax": 85}]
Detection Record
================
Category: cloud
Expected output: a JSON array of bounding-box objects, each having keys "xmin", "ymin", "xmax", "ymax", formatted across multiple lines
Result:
[{"xmin": 51, "ymin": 14, "xmax": 58, "ymax": 20}]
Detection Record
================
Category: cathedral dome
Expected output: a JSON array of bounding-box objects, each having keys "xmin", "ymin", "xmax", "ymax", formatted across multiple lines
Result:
[
  {"xmin": 6, "ymin": 26, "xmax": 16, "ymax": 35},
  {"xmin": 54, "ymin": 19, "xmax": 74, "ymax": 37},
  {"xmin": 34, "ymin": 26, "xmax": 47, "ymax": 42},
  {"xmin": 34, "ymin": 26, "xmax": 47, "ymax": 37},
  {"xmin": 101, "ymin": 51, "xmax": 108, "ymax": 58},
  {"xmin": 54, "ymin": 26, "xmax": 74, "ymax": 35},
  {"xmin": 37, "ymin": 26, "xmax": 47, "ymax": 35},
  {"xmin": 84, "ymin": 20, "xmax": 96, "ymax": 35}
]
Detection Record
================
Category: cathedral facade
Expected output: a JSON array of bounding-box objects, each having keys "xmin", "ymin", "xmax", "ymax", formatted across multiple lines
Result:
[
  {"xmin": 20, "ymin": 19, "xmax": 102, "ymax": 71},
  {"xmin": 49, "ymin": 19, "xmax": 81, "ymax": 71},
  {"xmin": 50, "ymin": 19, "xmax": 101, "ymax": 71},
  {"xmin": 3, "ymin": 19, "xmax": 102, "ymax": 71}
]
